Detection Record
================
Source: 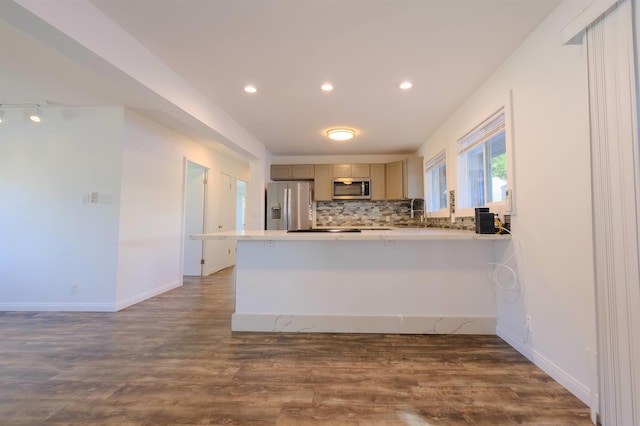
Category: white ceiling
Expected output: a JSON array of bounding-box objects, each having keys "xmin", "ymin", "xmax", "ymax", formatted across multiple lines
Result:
[{"xmin": 1, "ymin": 0, "xmax": 562, "ymax": 157}]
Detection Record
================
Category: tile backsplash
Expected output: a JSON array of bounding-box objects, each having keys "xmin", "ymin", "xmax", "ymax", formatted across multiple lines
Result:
[
  {"xmin": 425, "ymin": 216, "xmax": 475, "ymax": 231},
  {"xmin": 315, "ymin": 199, "xmax": 476, "ymax": 230},
  {"xmin": 316, "ymin": 200, "xmax": 424, "ymax": 227}
]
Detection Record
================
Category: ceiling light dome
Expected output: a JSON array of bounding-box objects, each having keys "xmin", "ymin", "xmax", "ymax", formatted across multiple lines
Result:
[{"xmin": 327, "ymin": 128, "xmax": 355, "ymax": 141}]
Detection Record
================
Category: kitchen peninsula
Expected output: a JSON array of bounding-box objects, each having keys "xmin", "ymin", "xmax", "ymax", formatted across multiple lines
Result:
[{"xmin": 191, "ymin": 229, "xmax": 510, "ymax": 334}]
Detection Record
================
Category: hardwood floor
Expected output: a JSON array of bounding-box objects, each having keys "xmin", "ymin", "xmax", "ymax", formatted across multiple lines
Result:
[{"xmin": 0, "ymin": 267, "xmax": 592, "ymax": 425}]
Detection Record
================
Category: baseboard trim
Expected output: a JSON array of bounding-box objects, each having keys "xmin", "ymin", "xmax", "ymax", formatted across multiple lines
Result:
[
  {"xmin": 0, "ymin": 302, "xmax": 116, "ymax": 312},
  {"xmin": 115, "ymin": 280, "xmax": 182, "ymax": 311},
  {"xmin": 497, "ymin": 324, "xmax": 592, "ymax": 406},
  {"xmin": 232, "ymin": 314, "xmax": 496, "ymax": 334},
  {"xmin": 0, "ymin": 279, "xmax": 182, "ymax": 312}
]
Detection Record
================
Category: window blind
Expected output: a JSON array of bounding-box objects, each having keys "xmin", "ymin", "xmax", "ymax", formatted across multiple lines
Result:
[
  {"xmin": 425, "ymin": 150, "xmax": 446, "ymax": 171},
  {"xmin": 457, "ymin": 109, "xmax": 505, "ymax": 154}
]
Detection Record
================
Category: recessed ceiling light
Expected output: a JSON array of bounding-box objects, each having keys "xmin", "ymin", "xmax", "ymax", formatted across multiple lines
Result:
[
  {"xmin": 244, "ymin": 85, "xmax": 257, "ymax": 94},
  {"xmin": 321, "ymin": 83, "xmax": 334, "ymax": 92},
  {"xmin": 399, "ymin": 81, "xmax": 413, "ymax": 90},
  {"xmin": 327, "ymin": 128, "xmax": 355, "ymax": 141}
]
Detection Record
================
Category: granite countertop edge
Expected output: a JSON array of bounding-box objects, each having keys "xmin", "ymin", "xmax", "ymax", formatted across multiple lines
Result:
[{"xmin": 190, "ymin": 228, "xmax": 510, "ymax": 241}]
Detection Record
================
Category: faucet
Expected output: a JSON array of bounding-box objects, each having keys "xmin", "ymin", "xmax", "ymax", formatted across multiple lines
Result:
[{"xmin": 410, "ymin": 198, "xmax": 424, "ymax": 220}]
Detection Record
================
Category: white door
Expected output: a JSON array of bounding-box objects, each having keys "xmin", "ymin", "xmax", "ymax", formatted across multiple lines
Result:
[
  {"xmin": 209, "ymin": 172, "xmax": 236, "ymax": 272},
  {"xmin": 236, "ymin": 179, "xmax": 247, "ymax": 231},
  {"xmin": 183, "ymin": 161, "xmax": 207, "ymax": 276}
]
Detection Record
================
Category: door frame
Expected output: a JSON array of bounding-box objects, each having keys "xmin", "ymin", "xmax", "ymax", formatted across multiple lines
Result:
[{"xmin": 181, "ymin": 158, "xmax": 209, "ymax": 277}]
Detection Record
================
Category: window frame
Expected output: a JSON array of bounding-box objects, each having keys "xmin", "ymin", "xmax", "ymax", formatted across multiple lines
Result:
[
  {"xmin": 455, "ymin": 104, "xmax": 513, "ymax": 218},
  {"xmin": 424, "ymin": 150, "xmax": 449, "ymax": 217}
]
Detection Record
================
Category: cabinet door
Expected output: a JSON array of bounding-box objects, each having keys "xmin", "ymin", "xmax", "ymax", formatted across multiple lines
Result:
[
  {"xmin": 270, "ymin": 165, "xmax": 291, "ymax": 180},
  {"xmin": 386, "ymin": 160, "xmax": 404, "ymax": 200},
  {"xmin": 370, "ymin": 164, "xmax": 386, "ymax": 200},
  {"xmin": 332, "ymin": 164, "xmax": 351, "ymax": 178},
  {"xmin": 405, "ymin": 157, "xmax": 425, "ymax": 199},
  {"xmin": 314, "ymin": 165, "xmax": 332, "ymax": 201},
  {"xmin": 291, "ymin": 164, "xmax": 315, "ymax": 179},
  {"xmin": 351, "ymin": 164, "xmax": 370, "ymax": 177}
]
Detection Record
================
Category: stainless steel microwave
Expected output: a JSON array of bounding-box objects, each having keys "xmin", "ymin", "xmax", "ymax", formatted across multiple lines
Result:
[{"xmin": 332, "ymin": 178, "xmax": 371, "ymax": 200}]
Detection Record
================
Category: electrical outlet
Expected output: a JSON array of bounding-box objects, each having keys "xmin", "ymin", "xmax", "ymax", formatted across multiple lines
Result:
[{"xmin": 526, "ymin": 315, "xmax": 533, "ymax": 333}]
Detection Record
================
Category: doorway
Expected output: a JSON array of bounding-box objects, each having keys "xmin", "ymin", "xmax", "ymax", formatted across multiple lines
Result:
[
  {"xmin": 208, "ymin": 172, "xmax": 236, "ymax": 272},
  {"xmin": 236, "ymin": 179, "xmax": 247, "ymax": 230},
  {"xmin": 183, "ymin": 161, "xmax": 208, "ymax": 276}
]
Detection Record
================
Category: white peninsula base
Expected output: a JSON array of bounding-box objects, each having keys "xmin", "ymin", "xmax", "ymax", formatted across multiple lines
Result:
[{"xmin": 192, "ymin": 230, "xmax": 509, "ymax": 335}]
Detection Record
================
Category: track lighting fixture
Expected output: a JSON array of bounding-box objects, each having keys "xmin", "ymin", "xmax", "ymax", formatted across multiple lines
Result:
[
  {"xmin": 0, "ymin": 102, "xmax": 49, "ymax": 123},
  {"xmin": 29, "ymin": 106, "xmax": 42, "ymax": 123}
]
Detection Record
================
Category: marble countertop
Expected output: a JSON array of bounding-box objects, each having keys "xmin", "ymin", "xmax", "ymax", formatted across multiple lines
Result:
[{"xmin": 190, "ymin": 228, "xmax": 509, "ymax": 241}]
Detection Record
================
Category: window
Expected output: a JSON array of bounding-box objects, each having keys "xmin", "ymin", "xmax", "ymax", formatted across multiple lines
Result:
[
  {"xmin": 457, "ymin": 109, "xmax": 507, "ymax": 209},
  {"xmin": 424, "ymin": 151, "xmax": 447, "ymax": 212}
]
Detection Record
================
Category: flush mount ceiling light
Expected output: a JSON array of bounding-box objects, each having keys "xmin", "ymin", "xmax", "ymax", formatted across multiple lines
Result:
[
  {"xmin": 321, "ymin": 83, "xmax": 334, "ymax": 92},
  {"xmin": 399, "ymin": 81, "xmax": 413, "ymax": 90},
  {"xmin": 244, "ymin": 85, "xmax": 257, "ymax": 94},
  {"xmin": 327, "ymin": 128, "xmax": 355, "ymax": 141}
]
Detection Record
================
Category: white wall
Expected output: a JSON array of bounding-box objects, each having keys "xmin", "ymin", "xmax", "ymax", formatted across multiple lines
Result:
[
  {"xmin": 0, "ymin": 107, "xmax": 123, "ymax": 310},
  {"xmin": 116, "ymin": 109, "xmax": 252, "ymax": 306},
  {"xmin": 0, "ymin": 106, "xmax": 253, "ymax": 311},
  {"xmin": 417, "ymin": 0, "xmax": 596, "ymax": 405},
  {"xmin": 115, "ymin": 110, "xmax": 186, "ymax": 308}
]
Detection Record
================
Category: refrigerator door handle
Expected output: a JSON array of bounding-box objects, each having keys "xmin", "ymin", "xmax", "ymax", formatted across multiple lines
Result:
[{"xmin": 285, "ymin": 187, "xmax": 291, "ymax": 230}]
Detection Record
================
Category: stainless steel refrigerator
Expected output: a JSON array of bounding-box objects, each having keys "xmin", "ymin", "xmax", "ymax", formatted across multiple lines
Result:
[{"xmin": 266, "ymin": 182, "xmax": 313, "ymax": 230}]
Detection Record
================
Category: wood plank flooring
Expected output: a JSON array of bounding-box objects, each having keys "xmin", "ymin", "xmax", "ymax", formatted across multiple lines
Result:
[{"xmin": 0, "ymin": 267, "xmax": 592, "ymax": 425}]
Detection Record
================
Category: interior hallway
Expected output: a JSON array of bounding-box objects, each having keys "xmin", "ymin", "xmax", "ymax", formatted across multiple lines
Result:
[{"xmin": 0, "ymin": 267, "xmax": 591, "ymax": 425}]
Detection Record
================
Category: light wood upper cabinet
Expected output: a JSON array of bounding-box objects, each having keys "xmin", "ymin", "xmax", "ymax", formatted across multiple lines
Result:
[
  {"xmin": 385, "ymin": 160, "xmax": 404, "ymax": 200},
  {"xmin": 370, "ymin": 163, "xmax": 386, "ymax": 201},
  {"xmin": 404, "ymin": 156, "xmax": 424, "ymax": 199},
  {"xmin": 270, "ymin": 165, "xmax": 292, "ymax": 180},
  {"xmin": 332, "ymin": 164, "xmax": 370, "ymax": 178},
  {"xmin": 385, "ymin": 157, "xmax": 424, "ymax": 200},
  {"xmin": 292, "ymin": 164, "xmax": 315, "ymax": 179},
  {"xmin": 314, "ymin": 165, "xmax": 332, "ymax": 201},
  {"xmin": 270, "ymin": 164, "xmax": 315, "ymax": 181},
  {"xmin": 351, "ymin": 164, "xmax": 370, "ymax": 178},
  {"xmin": 332, "ymin": 164, "xmax": 351, "ymax": 178}
]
